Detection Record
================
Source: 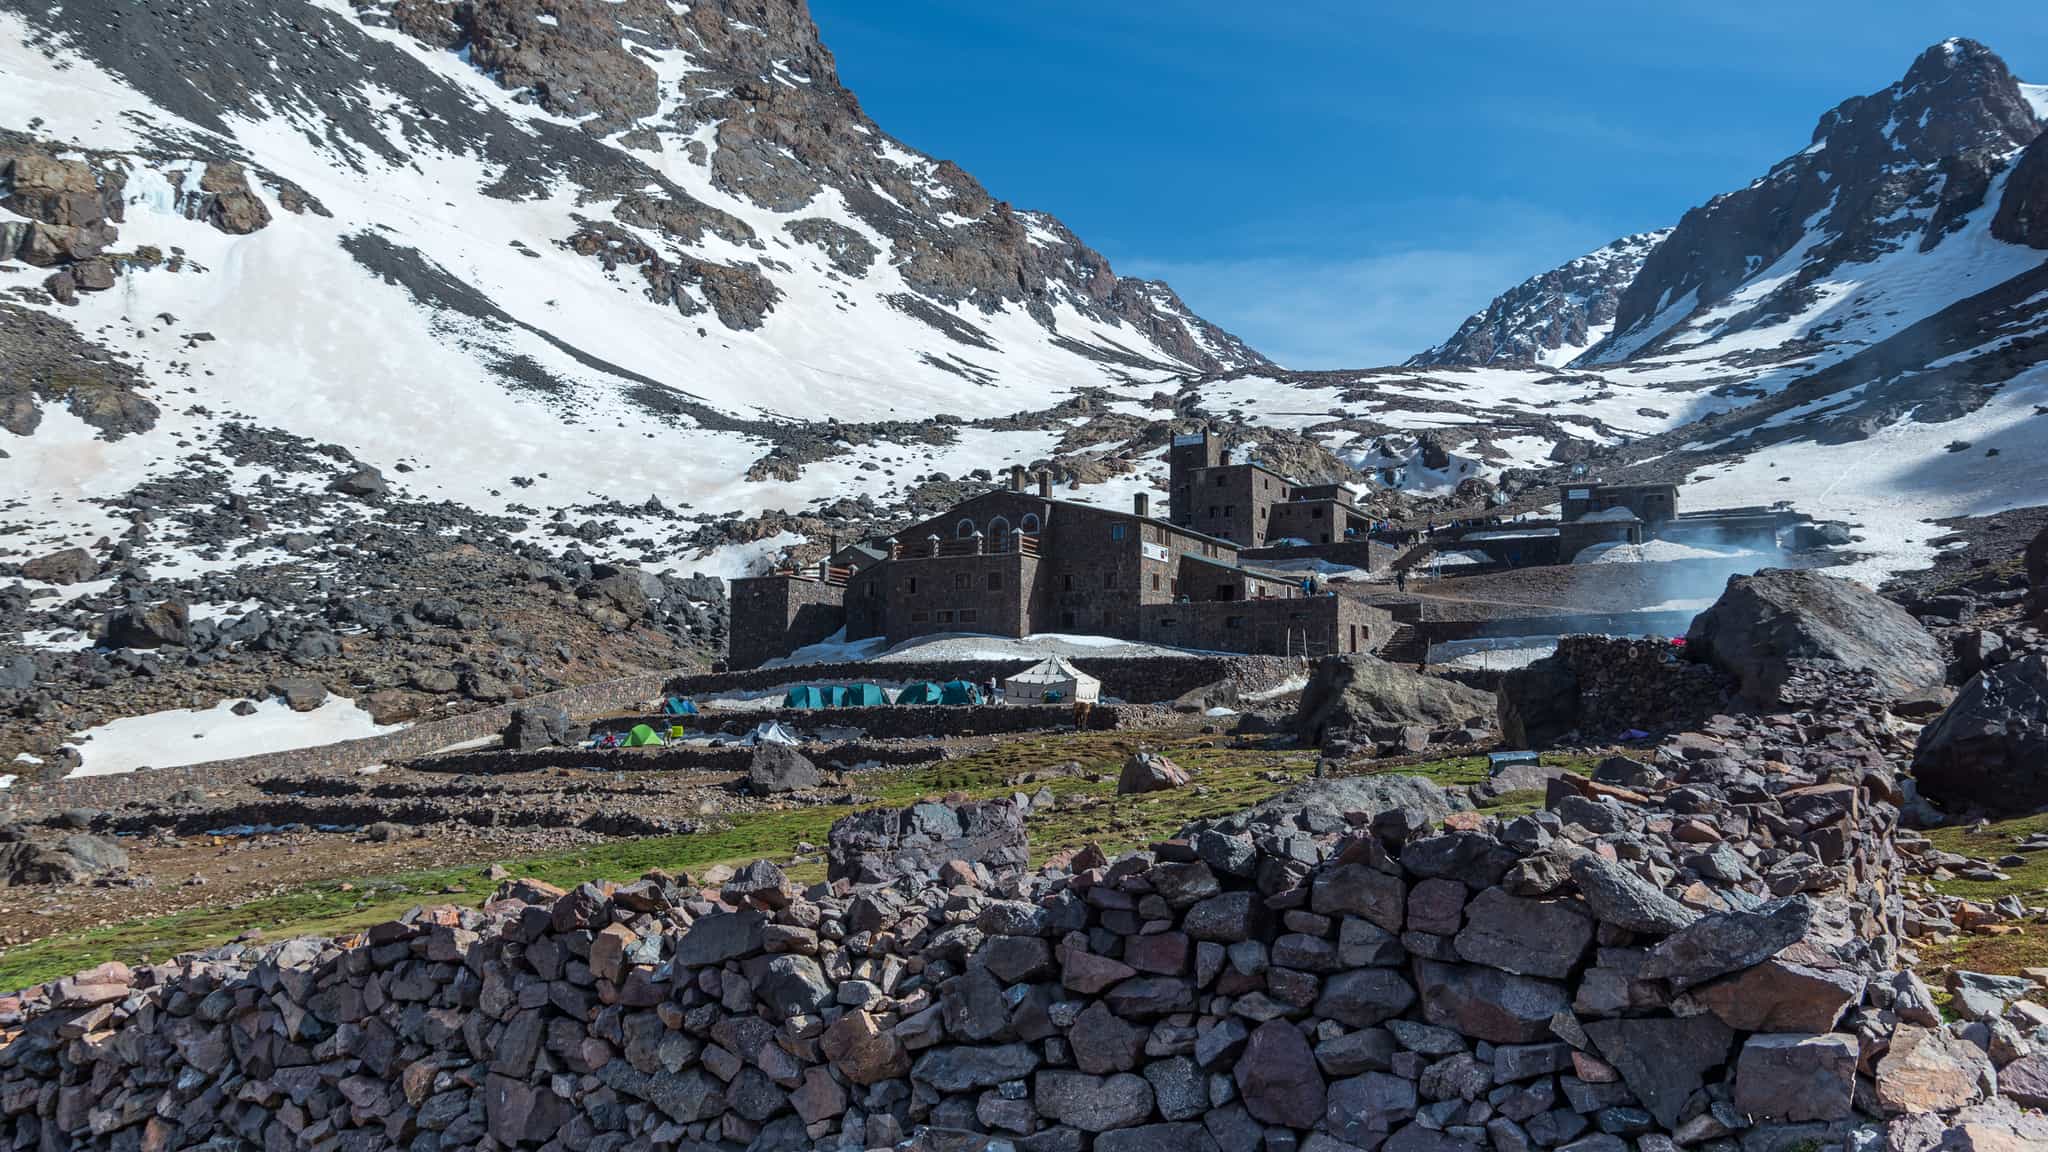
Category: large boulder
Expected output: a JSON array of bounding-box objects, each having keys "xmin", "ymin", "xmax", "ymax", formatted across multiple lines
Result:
[
  {"xmin": 21, "ymin": 547, "xmax": 97, "ymax": 585},
  {"xmin": 504, "ymin": 705, "xmax": 584, "ymax": 750},
  {"xmin": 1295, "ymin": 655, "xmax": 1497, "ymax": 744},
  {"xmin": 0, "ymin": 834, "xmax": 129, "ymax": 887},
  {"xmin": 749, "ymin": 744, "xmax": 823, "ymax": 794},
  {"xmin": 1911, "ymin": 654, "xmax": 2048, "ymax": 815},
  {"xmin": 1685, "ymin": 568, "xmax": 1943, "ymax": 703},
  {"xmin": 827, "ymin": 798, "xmax": 1027, "ymax": 884},
  {"xmin": 1118, "ymin": 751, "xmax": 1190, "ymax": 795},
  {"xmin": 103, "ymin": 599, "xmax": 191, "ymax": 649}
]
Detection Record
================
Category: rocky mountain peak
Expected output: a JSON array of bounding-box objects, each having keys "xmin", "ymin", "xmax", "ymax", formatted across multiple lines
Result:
[
  {"xmin": 1809, "ymin": 37, "xmax": 2038, "ymax": 174},
  {"xmin": 1407, "ymin": 230, "xmax": 1671, "ymax": 368},
  {"xmin": 1588, "ymin": 38, "xmax": 2043, "ymax": 365}
]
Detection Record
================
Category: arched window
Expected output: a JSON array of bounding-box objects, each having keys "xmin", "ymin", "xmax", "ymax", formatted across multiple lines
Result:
[
  {"xmin": 955, "ymin": 518, "xmax": 975, "ymax": 539},
  {"xmin": 1020, "ymin": 513, "xmax": 1041, "ymax": 535},
  {"xmin": 987, "ymin": 516, "xmax": 1011, "ymax": 552}
]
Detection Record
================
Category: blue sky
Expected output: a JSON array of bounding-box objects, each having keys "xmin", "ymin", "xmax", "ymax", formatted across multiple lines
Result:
[{"xmin": 808, "ymin": 1, "xmax": 2048, "ymax": 369}]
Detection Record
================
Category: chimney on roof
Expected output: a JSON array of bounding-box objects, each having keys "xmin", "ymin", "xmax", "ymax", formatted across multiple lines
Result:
[
  {"xmin": 1037, "ymin": 471, "xmax": 1051, "ymax": 498},
  {"xmin": 1134, "ymin": 492, "xmax": 1149, "ymax": 518},
  {"xmin": 1009, "ymin": 466, "xmax": 1025, "ymax": 492}
]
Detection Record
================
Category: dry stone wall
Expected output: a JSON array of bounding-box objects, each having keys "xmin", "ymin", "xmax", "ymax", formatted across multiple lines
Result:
[{"xmin": 9, "ymin": 660, "xmax": 2032, "ymax": 1152}]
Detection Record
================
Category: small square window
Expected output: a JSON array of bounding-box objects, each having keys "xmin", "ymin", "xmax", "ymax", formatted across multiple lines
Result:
[
  {"xmin": 936, "ymin": 610, "xmax": 954, "ymax": 624},
  {"xmin": 1063, "ymin": 573, "xmax": 1075, "ymax": 591},
  {"xmin": 1111, "ymin": 524, "xmax": 1127, "ymax": 541},
  {"xmin": 912, "ymin": 611, "xmax": 929, "ymax": 623},
  {"xmin": 907, "ymin": 577, "xmax": 919, "ymax": 594},
  {"xmin": 1227, "ymin": 616, "xmax": 1245, "ymax": 629},
  {"xmin": 987, "ymin": 572, "xmax": 1003, "ymax": 591},
  {"xmin": 953, "ymin": 572, "xmax": 970, "ymax": 590},
  {"xmin": 1151, "ymin": 574, "xmax": 1160, "ymax": 590},
  {"xmin": 1104, "ymin": 571, "xmax": 1118, "ymax": 589}
]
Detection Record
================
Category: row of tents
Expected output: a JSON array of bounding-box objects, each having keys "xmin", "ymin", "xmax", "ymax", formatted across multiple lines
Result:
[
  {"xmin": 781, "ymin": 681, "xmax": 983, "ymax": 708},
  {"xmin": 777, "ymin": 657, "xmax": 1102, "ymax": 709}
]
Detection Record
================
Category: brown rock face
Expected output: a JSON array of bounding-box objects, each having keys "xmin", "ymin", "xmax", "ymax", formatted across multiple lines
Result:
[
  {"xmin": 1875, "ymin": 1025, "xmax": 1993, "ymax": 1114},
  {"xmin": 1992, "ymin": 133, "xmax": 2048, "ymax": 248},
  {"xmin": 21, "ymin": 548, "xmax": 98, "ymax": 585},
  {"xmin": 1233, "ymin": 1020, "xmax": 1325, "ymax": 1127},
  {"xmin": 195, "ymin": 162, "xmax": 273, "ymax": 235}
]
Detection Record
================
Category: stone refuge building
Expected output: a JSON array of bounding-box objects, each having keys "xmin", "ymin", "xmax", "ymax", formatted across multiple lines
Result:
[{"xmin": 731, "ymin": 468, "xmax": 1390, "ymax": 669}]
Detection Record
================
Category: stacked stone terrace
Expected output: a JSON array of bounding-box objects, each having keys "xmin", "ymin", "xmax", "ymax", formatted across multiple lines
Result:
[{"xmin": 2, "ymin": 654, "xmax": 2045, "ymax": 1151}]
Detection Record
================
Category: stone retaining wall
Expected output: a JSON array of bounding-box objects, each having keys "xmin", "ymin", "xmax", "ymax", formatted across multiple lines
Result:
[
  {"xmin": 404, "ymin": 742, "xmax": 952, "ymax": 778},
  {"xmin": 666, "ymin": 657, "xmax": 1297, "ymax": 706},
  {"xmin": 4, "ymin": 673, "xmax": 679, "ymax": 819},
  {"xmin": 1, "ymin": 668, "xmax": 1987, "ymax": 1152}
]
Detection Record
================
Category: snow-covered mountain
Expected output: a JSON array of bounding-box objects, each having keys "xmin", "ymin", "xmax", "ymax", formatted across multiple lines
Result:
[
  {"xmin": 0, "ymin": 0, "xmax": 1265, "ymax": 568},
  {"xmin": 1407, "ymin": 231, "xmax": 1671, "ymax": 368}
]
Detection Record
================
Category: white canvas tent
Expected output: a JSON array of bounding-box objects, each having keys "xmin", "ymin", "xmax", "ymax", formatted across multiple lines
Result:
[
  {"xmin": 1002, "ymin": 655, "xmax": 1100, "ymax": 705},
  {"xmin": 742, "ymin": 721, "xmax": 802, "ymax": 747}
]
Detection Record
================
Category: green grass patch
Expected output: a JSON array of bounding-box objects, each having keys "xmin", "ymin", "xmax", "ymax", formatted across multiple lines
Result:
[{"xmin": 1921, "ymin": 813, "xmax": 2048, "ymax": 903}]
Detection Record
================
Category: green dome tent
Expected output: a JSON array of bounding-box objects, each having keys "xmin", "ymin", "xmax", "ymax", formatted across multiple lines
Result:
[
  {"xmin": 896, "ymin": 682, "xmax": 945, "ymax": 706},
  {"xmin": 784, "ymin": 685, "xmax": 826, "ymax": 709},
  {"xmin": 843, "ymin": 683, "xmax": 887, "ymax": 707},
  {"xmin": 623, "ymin": 723, "xmax": 664, "ymax": 747},
  {"xmin": 940, "ymin": 680, "xmax": 984, "ymax": 706}
]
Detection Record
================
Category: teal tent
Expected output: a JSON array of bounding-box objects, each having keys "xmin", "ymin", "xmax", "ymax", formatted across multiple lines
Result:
[
  {"xmin": 896, "ymin": 682, "xmax": 945, "ymax": 706},
  {"xmin": 819, "ymin": 685, "xmax": 850, "ymax": 707},
  {"xmin": 843, "ymin": 683, "xmax": 887, "ymax": 707},
  {"xmin": 663, "ymin": 696, "xmax": 699, "ymax": 717},
  {"xmin": 784, "ymin": 685, "xmax": 826, "ymax": 709},
  {"xmin": 940, "ymin": 680, "xmax": 983, "ymax": 706}
]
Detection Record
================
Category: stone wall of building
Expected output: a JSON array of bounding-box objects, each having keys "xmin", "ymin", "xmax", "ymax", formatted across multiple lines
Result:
[
  {"xmin": 1139, "ymin": 598, "xmax": 1395, "ymax": 659},
  {"xmin": 731, "ymin": 577, "xmax": 848, "ymax": 671},
  {"xmin": 4, "ymin": 672, "xmax": 2005, "ymax": 1152},
  {"xmin": 1240, "ymin": 538, "xmax": 1398, "ymax": 575}
]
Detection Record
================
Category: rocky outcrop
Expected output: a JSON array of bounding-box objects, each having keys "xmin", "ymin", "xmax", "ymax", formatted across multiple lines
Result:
[
  {"xmin": 1592, "ymin": 39, "xmax": 2043, "ymax": 362},
  {"xmin": 0, "ymin": 831, "xmax": 129, "ymax": 886},
  {"xmin": 1408, "ymin": 231, "xmax": 1670, "ymax": 367},
  {"xmin": 1911, "ymin": 654, "xmax": 2048, "ymax": 814},
  {"xmin": 1294, "ymin": 655, "xmax": 1497, "ymax": 748},
  {"xmin": 1992, "ymin": 131, "xmax": 2048, "ymax": 248},
  {"xmin": 1686, "ymin": 568, "xmax": 1945, "ymax": 704}
]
